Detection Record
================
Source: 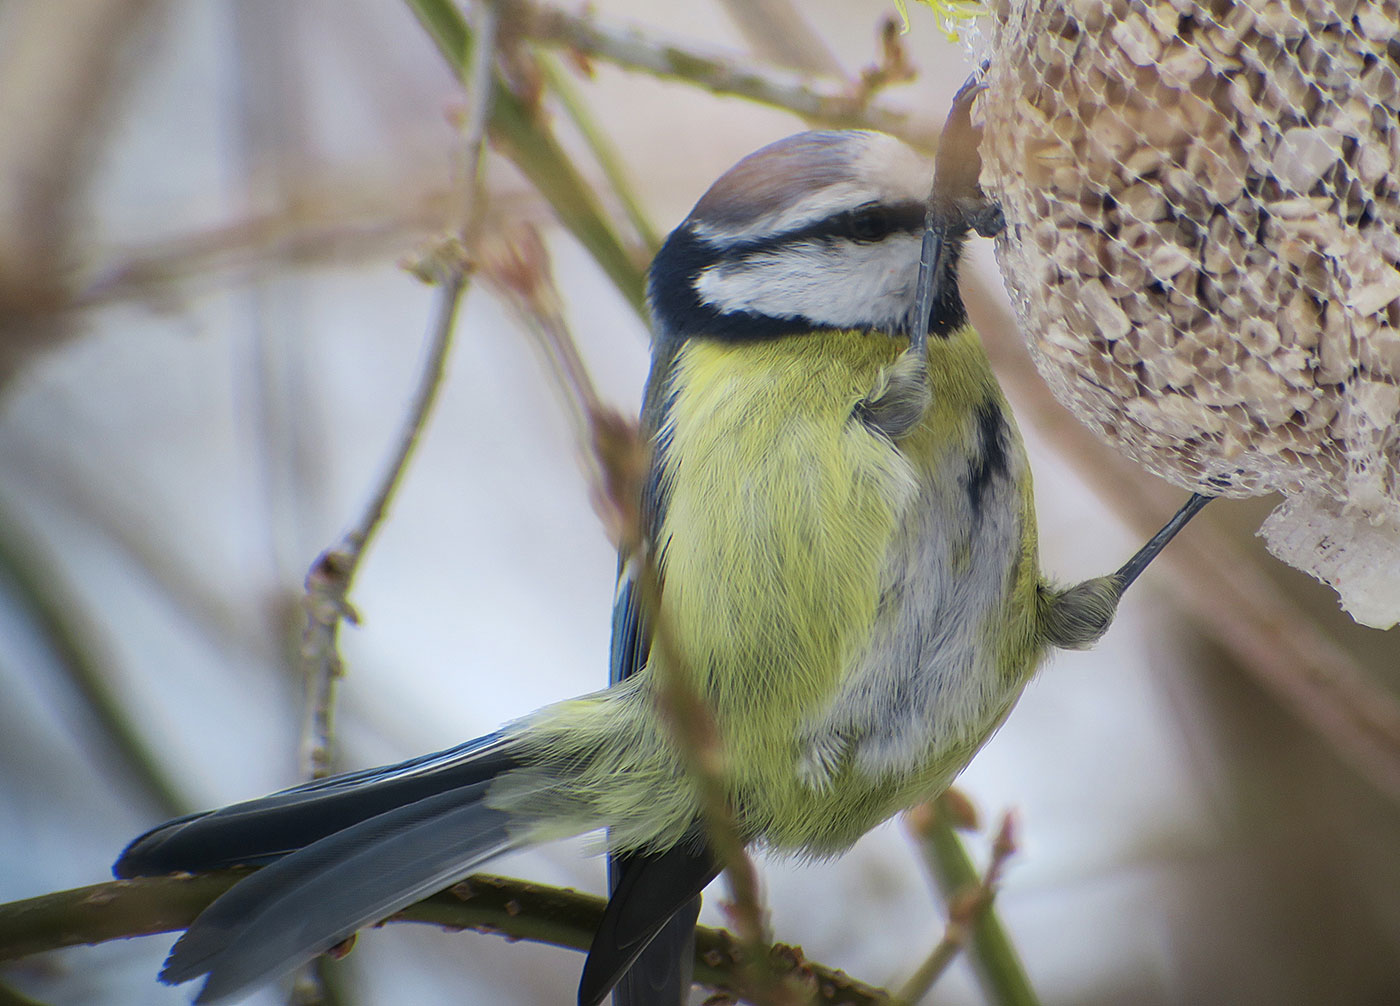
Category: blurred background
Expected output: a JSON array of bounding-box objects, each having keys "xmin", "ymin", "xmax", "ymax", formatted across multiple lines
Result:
[{"xmin": 0, "ymin": 1, "xmax": 1397, "ymax": 1004}]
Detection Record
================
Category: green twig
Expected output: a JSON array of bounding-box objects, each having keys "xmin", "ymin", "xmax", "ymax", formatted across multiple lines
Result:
[
  {"xmin": 904, "ymin": 795, "xmax": 1038, "ymax": 1006},
  {"xmin": 537, "ymin": 54, "xmax": 661, "ymax": 252},
  {"xmin": 0, "ymin": 508, "xmax": 187, "ymax": 817},
  {"xmin": 405, "ymin": 0, "xmax": 649, "ymax": 317}
]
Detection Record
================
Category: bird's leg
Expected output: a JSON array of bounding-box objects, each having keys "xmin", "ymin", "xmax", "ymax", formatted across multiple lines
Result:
[
  {"xmin": 1040, "ymin": 493, "xmax": 1212, "ymax": 649},
  {"xmin": 855, "ymin": 200, "xmax": 942, "ymax": 441},
  {"xmin": 864, "ymin": 69, "xmax": 999, "ymax": 442},
  {"xmin": 1114, "ymin": 493, "xmax": 1212, "ymax": 589}
]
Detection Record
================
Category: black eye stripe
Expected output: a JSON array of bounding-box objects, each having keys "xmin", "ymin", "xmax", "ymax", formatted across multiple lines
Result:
[
  {"xmin": 721, "ymin": 199, "xmax": 927, "ymax": 257},
  {"xmin": 846, "ymin": 207, "xmax": 889, "ymax": 242}
]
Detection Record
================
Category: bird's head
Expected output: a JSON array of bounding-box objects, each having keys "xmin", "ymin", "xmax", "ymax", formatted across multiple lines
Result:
[{"xmin": 647, "ymin": 130, "xmax": 942, "ymax": 344}]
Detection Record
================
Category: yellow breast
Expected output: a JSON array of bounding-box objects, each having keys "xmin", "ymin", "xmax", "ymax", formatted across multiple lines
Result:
[
  {"xmin": 501, "ymin": 325, "xmax": 1041, "ymax": 854},
  {"xmin": 657, "ymin": 330, "xmax": 919, "ymax": 743}
]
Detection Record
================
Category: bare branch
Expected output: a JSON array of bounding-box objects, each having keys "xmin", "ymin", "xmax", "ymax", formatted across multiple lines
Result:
[
  {"xmin": 497, "ymin": 0, "xmax": 934, "ymax": 148},
  {"xmin": 0, "ymin": 874, "xmax": 890, "ymax": 1006}
]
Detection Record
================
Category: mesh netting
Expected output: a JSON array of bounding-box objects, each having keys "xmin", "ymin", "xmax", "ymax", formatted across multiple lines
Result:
[{"xmin": 974, "ymin": 0, "xmax": 1400, "ymax": 626}]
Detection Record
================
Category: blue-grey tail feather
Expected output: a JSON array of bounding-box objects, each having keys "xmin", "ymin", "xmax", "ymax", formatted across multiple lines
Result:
[
  {"xmin": 114, "ymin": 731, "xmax": 517, "ymax": 877},
  {"xmin": 579, "ymin": 843, "xmax": 718, "ymax": 1006},
  {"xmin": 164, "ymin": 784, "xmax": 515, "ymax": 1004},
  {"xmin": 610, "ymin": 895, "xmax": 702, "ymax": 1006}
]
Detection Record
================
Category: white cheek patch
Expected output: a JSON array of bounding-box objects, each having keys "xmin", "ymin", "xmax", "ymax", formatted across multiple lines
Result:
[{"xmin": 693, "ymin": 234, "xmax": 923, "ymax": 333}]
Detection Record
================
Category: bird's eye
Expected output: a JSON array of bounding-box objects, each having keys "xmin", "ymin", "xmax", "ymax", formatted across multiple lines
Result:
[{"xmin": 846, "ymin": 206, "xmax": 888, "ymax": 242}]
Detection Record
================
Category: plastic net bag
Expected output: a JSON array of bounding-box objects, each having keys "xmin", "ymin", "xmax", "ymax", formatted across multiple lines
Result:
[{"xmin": 970, "ymin": 0, "xmax": 1400, "ymax": 626}]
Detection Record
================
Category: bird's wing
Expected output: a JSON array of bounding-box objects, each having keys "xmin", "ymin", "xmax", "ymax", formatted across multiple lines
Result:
[
  {"xmin": 607, "ymin": 336, "xmax": 679, "ymax": 690},
  {"xmin": 589, "ymin": 345, "xmax": 714, "ymax": 1006}
]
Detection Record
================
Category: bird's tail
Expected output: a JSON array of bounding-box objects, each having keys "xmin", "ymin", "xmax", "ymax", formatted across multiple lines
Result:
[{"xmin": 114, "ymin": 731, "xmax": 532, "ymax": 1005}]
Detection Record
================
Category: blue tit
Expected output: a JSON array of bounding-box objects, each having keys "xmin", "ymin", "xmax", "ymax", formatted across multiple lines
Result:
[{"xmin": 114, "ymin": 118, "xmax": 1207, "ymax": 1006}]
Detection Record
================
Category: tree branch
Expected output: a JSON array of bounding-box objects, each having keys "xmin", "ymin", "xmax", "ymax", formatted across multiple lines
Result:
[{"xmin": 0, "ymin": 874, "xmax": 889, "ymax": 1006}]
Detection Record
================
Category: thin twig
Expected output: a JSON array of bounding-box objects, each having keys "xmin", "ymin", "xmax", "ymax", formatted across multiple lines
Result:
[
  {"xmin": 473, "ymin": 226, "xmax": 607, "ymax": 460},
  {"xmin": 851, "ymin": 17, "xmax": 918, "ymax": 106},
  {"xmin": 297, "ymin": 3, "xmax": 498, "ymax": 780},
  {"xmin": 450, "ymin": 3, "xmax": 500, "ymax": 240},
  {"xmin": 900, "ymin": 797, "xmax": 1036, "ymax": 1006},
  {"xmin": 295, "ymin": 245, "xmax": 467, "ymax": 785},
  {"xmin": 536, "ymin": 54, "xmax": 661, "ymax": 252},
  {"xmin": 497, "ymin": 0, "xmax": 932, "ymax": 147}
]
